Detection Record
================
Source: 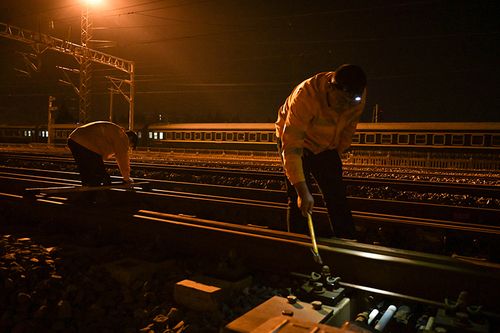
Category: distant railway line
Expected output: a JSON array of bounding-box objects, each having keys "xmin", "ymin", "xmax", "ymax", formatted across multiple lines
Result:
[
  {"xmin": 1, "ymin": 162, "xmax": 499, "ymax": 261},
  {"xmin": 0, "ymin": 150, "xmax": 498, "ymax": 196}
]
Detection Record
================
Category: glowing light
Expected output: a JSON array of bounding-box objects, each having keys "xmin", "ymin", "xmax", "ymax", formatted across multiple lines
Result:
[{"xmin": 83, "ymin": 0, "xmax": 104, "ymax": 6}]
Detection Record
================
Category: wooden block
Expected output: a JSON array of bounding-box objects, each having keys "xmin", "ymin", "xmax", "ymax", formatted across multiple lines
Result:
[{"xmin": 174, "ymin": 279, "xmax": 222, "ymax": 312}]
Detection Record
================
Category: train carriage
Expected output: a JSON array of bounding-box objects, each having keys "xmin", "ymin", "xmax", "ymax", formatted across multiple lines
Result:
[
  {"xmin": 144, "ymin": 123, "xmax": 277, "ymax": 152},
  {"xmin": 353, "ymin": 122, "xmax": 500, "ymax": 150},
  {"xmin": 349, "ymin": 122, "xmax": 500, "ymax": 170},
  {"xmin": 1, "ymin": 122, "xmax": 499, "ymax": 152},
  {"xmin": 0, "ymin": 121, "xmax": 498, "ymax": 169},
  {"xmin": 0, "ymin": 125, "xmax": 38, "ymax": 144}
]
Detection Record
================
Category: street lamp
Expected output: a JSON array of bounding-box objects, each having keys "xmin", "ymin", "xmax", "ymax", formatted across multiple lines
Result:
[
  {"xmin": 84, "ymin": 0, "xmax": 103, "ymax": 5},
  {"xmin": 81, "ymin": 0, "xmax": 104, "ymax": 46}
]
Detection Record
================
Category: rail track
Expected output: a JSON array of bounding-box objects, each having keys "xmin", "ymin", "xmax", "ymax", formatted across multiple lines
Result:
[
  {"xmin": 1, "ymin": 151, "xmax": 498, "ymax": 198},
  {"xmin": 1, "ymin": 149, "xmax": 499, "ymax": 258},
  {"xmin": 1, "ymin": 180, "xmax": 500, "ymax": 322},
  {"xmin": 2, "ymin": 157, "xmax": 500, "ymax": 331},
  {"xmin": 1, "ymin": 165, "xmax": 499, "ymax": 261}
]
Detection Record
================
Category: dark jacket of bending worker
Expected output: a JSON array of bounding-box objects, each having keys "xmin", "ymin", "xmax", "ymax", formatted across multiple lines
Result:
[{"xmin": 67, "ymin": 121, "xmax": 138, "ymax": 187}]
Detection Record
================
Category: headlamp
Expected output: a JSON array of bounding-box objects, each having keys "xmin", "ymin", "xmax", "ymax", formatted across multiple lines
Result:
[{"xmin": 332, "ymin": 81, "xmax": 362, "ymax": 103}]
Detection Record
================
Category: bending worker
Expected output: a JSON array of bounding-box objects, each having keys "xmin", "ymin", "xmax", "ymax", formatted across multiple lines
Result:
[
  {"xmin": 275, "ymin": 64, "xmax": 367, "ymax": 239},
  {"xmin": 67, "ymin": 121, "xmax": 138, "ymax": 187}
]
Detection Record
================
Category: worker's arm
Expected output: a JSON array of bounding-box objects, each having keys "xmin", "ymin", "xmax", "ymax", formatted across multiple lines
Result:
[
  {"xmin": 281, "ymin": 88, "xmax": 317, "ymax": 215},
  {"xmin": 113, "ymin": 134, "xmax": 133, "ymax": 184},
  {"xmin": 115, "ymin": 151, "xmax": 132, "ymax": 184}
]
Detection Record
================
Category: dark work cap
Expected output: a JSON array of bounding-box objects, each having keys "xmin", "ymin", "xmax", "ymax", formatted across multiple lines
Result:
[{"xmin": 332, "ymin": 64, "xmax": 367, "ymax": 96}]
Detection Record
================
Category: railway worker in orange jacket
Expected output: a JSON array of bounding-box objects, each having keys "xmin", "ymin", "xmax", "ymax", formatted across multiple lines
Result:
[
  {"xmin": 275, "ymin": 64, "xmax": 367, "ymax": 239},
  {"xmin": 67, "ymin": 121, "xmax": 138, "ymax": 188}
]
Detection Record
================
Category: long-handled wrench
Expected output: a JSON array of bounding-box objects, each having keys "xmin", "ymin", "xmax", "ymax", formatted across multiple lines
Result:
[{"xmin": 307, "ymin": 212, "xmax": 323, "ymax": 265}]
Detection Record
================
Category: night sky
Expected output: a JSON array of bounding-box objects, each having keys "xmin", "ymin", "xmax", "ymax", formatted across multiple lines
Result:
[{"xmin": 1, "ymin": 0, "xmax": 499, "ymax": 125}]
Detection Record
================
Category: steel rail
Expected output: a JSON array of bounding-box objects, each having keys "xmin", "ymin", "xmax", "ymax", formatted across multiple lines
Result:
[
  {"xmin": 1, "ymin": 154, "xmax": 498, "ymax": 199},
  {"xmin": 1, "ymin": 170, "xmax": 499, "ymax": 254},
  {"xmin": 1, "ymin": 164, "xmax": 499, "ymax": 225},
  {"xmin": 13, "ymin": 193, "xmax": 499, "ymax": 311},
  {"xmin": 2, "ymin": 192, "xmax": 499, "ymax": 311},
  {"xmin": 1, "ymin": 168, "xmax": 499, "ymax": 231}
]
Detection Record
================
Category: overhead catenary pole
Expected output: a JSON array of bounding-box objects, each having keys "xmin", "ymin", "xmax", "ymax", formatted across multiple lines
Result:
[
  {"xmin": 372, "ymin": 104, "xmax": 381, "ymax": 123},
  {"xmin": 0, "ymin": 21, "xmax": 136, "ymax": 130},
  {"xmin": 108, "ymin": 88, "xmax": 114, "ymax": 122},
  {"xmin": 47, "ymin": 96, "xmax": 57, "ymax": 145},
  {"xmin": 129, "ymin": 62, "xmax": 135, "ymax": 130},
  {"xmin": 79, "ymin": 5, "xmax": 93, "ymax": 124}
]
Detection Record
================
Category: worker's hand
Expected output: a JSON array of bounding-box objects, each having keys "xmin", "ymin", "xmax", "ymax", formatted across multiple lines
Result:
[
  {"xmin": 124, "ymin": 178, "xmax": 134, "ymax": 187},
  {"xmin": 294, "ymin": 181, "xmax": 314, "ymax": 217},
  {"xmin": 298, "ymin": 191, "xmax": 314, "ymax": 217}
]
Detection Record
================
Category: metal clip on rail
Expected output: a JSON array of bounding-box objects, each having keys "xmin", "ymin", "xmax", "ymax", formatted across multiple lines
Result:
[{"xmin": 307, "ymin": 212, "xmax": 323, "ymax": 266}]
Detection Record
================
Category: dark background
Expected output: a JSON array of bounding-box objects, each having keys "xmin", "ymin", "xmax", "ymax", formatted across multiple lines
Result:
[{"xmin": 1, "ymin": 0, "xmax": 499, "ymax": 126}]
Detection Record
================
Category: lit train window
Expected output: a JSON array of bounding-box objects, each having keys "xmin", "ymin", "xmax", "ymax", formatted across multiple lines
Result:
[
  {"xmin": 397, "ymin": 134, "xmax": 409, "ymax": 144},
  {"xmin": 227, "ymin": 133, "xmax": 234, "ymax": 141},
  {"xmin": 159, "ymin": 132, "xmax": 164, "ymax": 140},
  {"xmin": 248, "ymin": 132, "xmax": 257, "ymax": 142},
  {"xmin": 185, "ymin": 132, "xmax": 192, "ymax": 140},
  {"xmin": 365, "ymin": 133, "xmax": 376, "ymax": 144},
  {"xmin": 151, "ymin": 131, "xmax": 163, "ymax": 140},
  {"xmin": 415, "ymin": 134, "xmax": 427, "ymax": 145},
  {"xmin": 433, "ymin": 134, "xmax": 445, "ymax": 145},
  {"xmin": 451, "ymin": 134, "xmax": 464, "ymax": 145},
  {"xmin": 215, "ymin": 132, "xmax": 223, "ymax": 141},
  {"xmin": 174, "ymin": 132, "xmax": 182, "ymax": 140},
  {"xmin": 381, "ymin": 134, "xmax": 392, "ymax": 144},
  {"xmin": 204, "ymin": 132, "xmax": 212, "ymax": 141},
  {"xmin": 352, "ymin": 133, "xmax": 360, "ymax": 143},
  {"xmin": 237, "ymin": 132, "xmax": 245, "ymax": 141},
  {"xmin": 137, "ymin": 132, "xmax": 142, "ymax": 139},
  {"xmin": 24, "ymin": 130, "xmax": 32, "ymax": 137},
  {"xmin": 492, "ymin": 135, "xmax": 500, "ymax": 147}
]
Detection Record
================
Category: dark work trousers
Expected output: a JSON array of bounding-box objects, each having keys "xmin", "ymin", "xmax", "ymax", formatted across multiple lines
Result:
[
  {"xmin": 277, "ymin": 139, "xmax": 356, "ymax": 239},
  {"xmin": 67, "ymin": 139, "xmax": 111, "ymax": 187}
]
